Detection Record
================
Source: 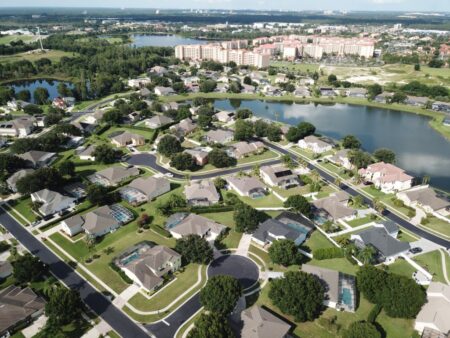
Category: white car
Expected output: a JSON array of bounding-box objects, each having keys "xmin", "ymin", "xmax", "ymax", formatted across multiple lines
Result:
[{"xmin": 165, "ymin": 173, "xmax": 173, "ymax": 178}]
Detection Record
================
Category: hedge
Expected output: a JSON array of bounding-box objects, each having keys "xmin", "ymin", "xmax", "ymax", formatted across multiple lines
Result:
[
  {"xmin": 313, "ymin": 247, "xmax": 344, "ymax": 260},
  {"xmin": 109, "ymin": 262, "xmax": 133, "ymax": 284},
  {"xmin": 172, "ymin": 205, "xmax": 235, "ymax": 214}
]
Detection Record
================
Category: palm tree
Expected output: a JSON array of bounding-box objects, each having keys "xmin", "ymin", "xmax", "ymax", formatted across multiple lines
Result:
[
  {"xmin": 334, "ymin": 177, "xmax": 342, "ymax": 188},
  {"xmin": 252, "ymin": 164, "xmax": 260, "ymax": 177},
  {"xmin": 282, "ymin": 155, "xmax": 295, "ymax": 169},
  {"xmin": 373, "ymin": 198, "xmax": 385, "ymax": 214},
  {"xmin": 310, "ymin": 169, "xmax": 320, "ymax": 183},
  {"xmin": 358, "ymin": 245, "xmax": 376, "ymax": 264}
]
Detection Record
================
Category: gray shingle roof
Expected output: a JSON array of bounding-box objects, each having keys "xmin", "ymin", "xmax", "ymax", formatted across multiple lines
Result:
[{"xmin": 356, "ymin": 227, "xmax": 410, "ymax": 258}]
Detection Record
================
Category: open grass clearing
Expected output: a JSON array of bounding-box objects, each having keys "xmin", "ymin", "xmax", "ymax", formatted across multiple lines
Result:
[
  {"xmin": 413, "ymin": 250, "xmax": 449, "ymax": 284},
  {"xmin": 0, "ymin": 50, "xmax": 76, "ymax": 64}
]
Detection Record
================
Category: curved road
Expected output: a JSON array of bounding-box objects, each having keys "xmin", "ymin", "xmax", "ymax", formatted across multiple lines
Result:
[
  {"xmin": 0, "ymin": 208, "xmax": 149, "ymax": 338},
  {"xmin": 127, "ymin": 140, "xmax": 450, "ymax": 249}
]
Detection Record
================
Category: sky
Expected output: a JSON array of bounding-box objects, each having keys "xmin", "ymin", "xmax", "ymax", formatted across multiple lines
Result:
[{"xmin": 1, "ymin": 0, "xmax": 450, "ymax": 12}]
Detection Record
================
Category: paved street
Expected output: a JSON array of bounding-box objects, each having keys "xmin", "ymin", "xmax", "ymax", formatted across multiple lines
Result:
[{"xmin": 0, "ymin": 208, "xmax": 150, "ymax": 338}]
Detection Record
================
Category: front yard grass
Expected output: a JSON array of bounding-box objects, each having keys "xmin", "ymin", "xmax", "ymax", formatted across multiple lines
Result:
[
  {"xmin": 420, "ymin": 216, "xmax": 450, "ymax": 238},
  {"xmin": 8, "ymin": 197, "xmax": 37, "ymax": 223},
  {"xmin": 397, "ymin": 229, "xmax": 419, "ymax": 242},
  {"xmin": 302, "ymin": 231, "xmax": 335, "ymax": 252},
  {"xmin": 361, "ymin": 186, "xmax": 389, "ymax": 199},
  {"xmin": 127, "ymin": 264, "xmax": 203, "ymax": 312},
  {"xmin": 201, "ymin": 211, "xmax": 242, "ymax": 249},
  {"xmin": 236, "ymin": 149, "xmax": 279, "ymax": 165},
  {"xmin": 347, "ymin": 216, "xmax": 373, "ymax": 228},
  {"xmin": 413, "ymin": 250, "xmax": 449, "ymax": 284},
  {"xmin": 237, "ymin": 192, "xmax": 284, "ymax": 208},
  {"xmin": 386, "ymin": 258, "xmax": 416, "ymax": 278}
]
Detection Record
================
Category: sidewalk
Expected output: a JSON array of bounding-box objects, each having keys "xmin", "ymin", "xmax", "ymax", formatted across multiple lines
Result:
[{"xmin": 236, "ymin": 234, "xmax": 252, "ymax": 256}]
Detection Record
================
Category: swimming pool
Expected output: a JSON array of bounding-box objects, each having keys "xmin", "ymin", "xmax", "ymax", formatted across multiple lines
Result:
[
  {"xmin": 121, "ymin": 251, "xmax": 140, "ymax": 265},
  {"xmin": 341, "ymin": 287, "xmax": 353, "ymax": 307}
]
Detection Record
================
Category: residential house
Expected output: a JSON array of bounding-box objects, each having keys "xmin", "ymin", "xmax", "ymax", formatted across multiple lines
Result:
[
  {"xmin": 312, "ymin": 191, "xmax": 357, "ymax": 222},
  {"xmin": 373, "ymin": 220, "xmax": 399, "ymax": 238},
  {"xmin": 117, "ymin": 243, "xmax": 181, "ymax": 292},
  {"xmin": 84, "ymin": 110, "xmax": 106, "ymax": 125},
  {"xmin": 374, "ymin": 92, "xmax": 393, "ymax": 103},
  {"xmin": 226, "ymin": 176, "xmax": 267, "ymax": 198},
  {"xmin": 432, "ymin": 101, "xmax": 450, "ymax": 113},
  {"xmin": 302, "ymin": 264, "xmax": 356, "ymax": 312},
  {"xmin": 0, "ymin": 261, "xmax": 12, "ymax": 279},
  {"xmin": 6, "ymin": 169, "xmax": 34, "ymax": 193},
  {"xmin": 63, "ymin": 182, "xmax": 87, "ymax": 200},
  {"xmin": 239, "ymin": 305, "xmax": 291, "ymax": 338},
  {"xmin": 149, "ymin": 66, "xmax": 168, "ymax": 77},
  {"xmin": 145, "ymin": 115, "xmax": 174, "ymax": 129},
  {"xmin": 214, "ymin": 110, "xmax": 235, "ymax": 123},
  {"xmin": 415, "ymin": 282, "xmax": 450, "ymax": 336},
  {"xmin": 298, "ymin": 135, "xmax": 333, "ymax": 154},
  {"xmin": 358, "ymin": 162, "xmax": 414, "ymax": 193},
  {"xmin": 444, "ymin": 117, "xmax": 450, "ymax": 127},
  {"xmin": 262, "ymin": 85, "xmax": 281, "ymax": 96},
  {"xmin": 241, "ymin": 84, "xmax": 256, "ymax": 94},
  {"xmin": 88, "ymin": 166, "xmax": 140, "ymax": 187},
  {"xmin": 18, "ymin": 151, "xmax": 56, "ymax": 168},
  {"xmin": 170, "ymin": 118, "xmax": 196, "ymax": 137},
  {"xmin": 320, "ymin": 87, "xmax": 336, "ymax": 97},
  {"xmin": 120, "ymin": 176, "xmax": 171, "ymax": 205},
  {"xmin": 111, "ymin": 132, "xmax": 145, "ymax": 147},
  {"xmin": 30, "ymin": 189, "xmax": 76, "ymax": 217},
  {"xmin": 0, "ymin": 117, "xmax": 36, "ymax": 138},
  {"xmin": 184, "ymin": 180, "xmax": 220, "ymax": 206},
  {"xmin": 166, "ymin": 213, "xmax": 226, "ymax": 240},
  {"xmin": 161, "ymin": 102, "xmax": 179, "ymax": 112},
  {"xmin": 61, "ymin": 214, "xmax": 85, "ymax": 237},
  {"xmin": 184, "ymin": 148, "xmax": 210, "ymax": 166},
  {"xmin": 83, "ymin": 204, "xmax": 134, "ymax": 238},
  {"xmin": 346, "ymin": 88, "xmax": 367, "ymax": 98},
  {"xmin": 397, "ymin": 185, "xmax": 450, "ymax": 222},
  {"xmin": 228, "ymin": 141, "xmax": 265, "ymax": 159},
  {"xmin": 252, "ymin": 212, "xmax": 314, "ymax": 247},
  {"xmin": 139, "ymin": 87, "xmax": 152, "ymax": 98},
  {"xmin": 127, "ymin": 77, "xmax": 151, "ymax": 88},
  {"xmin": 205, "ymin": 129, "xmax": 234, "ymax": 144},
  {"xmin": 0, "ymin": 286, "xmax": 46, "ymax": 337},
  {"xmin": 260, "ymin": 164, "xmax": 301, "ymax": 189},
  {"xmin": 70, "ymin": 120, "xmax": 96, "ymax": 134},
  {"xmin": 326, "ymin": 149, "xmax": 353, "ymax": 170},
  {"xmin": 406, "ymin": 96, "xmax": 428, "ymax": 107},
  {"xmin": 128, "ymin": 111, "xmax": 141, "ymax": 123},
  {"xmin": 351, "ymin": 226, "xmax": 410, "ymax": 263},
  {"xmin": 183, "ymin": 76, "xmax": 200, "ymax": 86},
  {"xmin": 6, "ymin": 99, "xmax": 30, "ymax": 111},
  {"xmin": 294, "ymin": 86, "xmax": 311, "ymax": 97},
  {"xmin": 77, "ymin": 145, "xmax": 96, "ymax": 161},
  {"xmin": 154, "ymin": 86, "xmax": 175, "ymax": 96},
  {"xmin": 215, "ymin": 83, "xmax": 229, "ymax": 93},
  {"xmin": 274, "ymin": 74, "xmax": 288, "ymax": 84}
]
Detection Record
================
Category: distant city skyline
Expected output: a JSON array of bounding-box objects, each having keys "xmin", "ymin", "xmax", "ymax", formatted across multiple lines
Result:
[{"xmin": 1, "ymin": 0, "xmax": 449, "ymax": 12}]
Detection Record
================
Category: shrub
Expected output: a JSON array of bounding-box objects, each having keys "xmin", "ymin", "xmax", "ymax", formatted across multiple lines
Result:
[
  {"xmin": 313, "ymin": 247, "xmax": 345, "ymax": 260},
  {"xmin": 109, "ymin": 262, "xmax": 133, "ymax": 284}
]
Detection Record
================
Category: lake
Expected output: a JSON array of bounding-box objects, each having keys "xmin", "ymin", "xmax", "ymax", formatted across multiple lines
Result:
[
  {"xmin": 213, "ymin": 99, "xmax": 450, "ymax": 192},
  {"xmin": 10, "ymin": 79, "xmax": 74, "ymax": 104},
  {"xmin": 129, "ymin": 34, "xmax": 207, "ymax": 47}
]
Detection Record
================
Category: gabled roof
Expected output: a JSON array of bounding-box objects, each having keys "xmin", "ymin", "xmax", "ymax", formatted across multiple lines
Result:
[
  {"xmin": 240, "ymin": 305, "xmax": 291, "ymax": 338},
  {"xmin": 184, "ymin": 180, "xmax": 220, "ymax": 203},
  {"xmin": 402, "ymin": 186, "xmax": 450, "ymax": 211},
  {"xmin": 95, "ymin": 166, "xmax": 140, "ymax": 185},
  {"xmin": 31, "ymin": 189, "xmax": 75, "ymax": 215},
  {"xmin": 205, "ymin": 129, "xmax": 234, "ymax": 143},
  {"xmin": 355, "ymin": 227, "xmax": 410, "ymax": 257},
  {"xmin": 260, "ymin": 164, "xmax": 298, "ymax": 184},
  {"xmin": 78, "ymin": 145, "xmax": 96, "ymax": 157},
  {"xmin": 302, "ymin": 264, "xmax": 340, "ymax": 303},
  {"xmin": 312, "ymin": 194, "xmax": 355, "ymax": 220},
  {"xmin": 127, "ymin": 176, "xmax": 170, "ymax": 198},
  {"xmin": 302, "ymin": 135, "xmax": 333, "ymax": 148},
  {"xmin": 416, "ymin": 282, "xmax": 450, "ymax": 334},
  {"xmin": 226, "ymin": 176, "xmax": 266, "ymax": 195},
  {"xmin": 146, "ymin": 115, "xmax": 174, "ymax": 126},
  {"xmin": 6, "ymin": 169, "xmax": 34, "ymax": 188},
  {"xmin": 169, "ymin": 213, "xmax": 226, "ymax": 237},
  {"xmin": 83, "ymin": 205, "xmax": 118, "ymax": 234},
  {"xmin": 18, "ymin": 150, "xmax": 55, "ymax": 165},
  {"xmin": 111, "ymin": 132, "xmax": 145, "ymax": 145}
]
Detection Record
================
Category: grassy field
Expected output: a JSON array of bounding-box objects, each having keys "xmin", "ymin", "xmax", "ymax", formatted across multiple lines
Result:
[
  {"xmin": 386, "ymin": 258, "xmax": 416, "ymax": 278},
  {"xmin": 256, "ymin": 283, "xmax": 414, "ymax": 338},
  {"xmin": 420, "ymin": 216, "xmax": 450, "ymax": 238},
  {"xmin": 236, "ymin": 149, "xmax": 279, "ymax": 165},
  {"xmin": 8, "ymin": 197, "xmax": 37, "ymax": 223},
  {"xmin": 0, "ymin": 50, "xmax": 76, "ymax": 64},
  {"xmin": 302, "ymin": 231, "xmax": 335, "ymax": 252},
  {"xmin": 270, "ymin": 61, "xmax": 320, "ymax": 73},
  {"xmin": 413, "ymin": 250, "xmax": 450, "ymax": 284},
  {"xmin": 347, "ymin": 216, "xmax": 373, "ymax": 228},
  {"xmin": 0, "ymin": 34, "xmax": 36, "ymax": 45},
  {"xmin": 236, "ymin": 192, "xmax": 284, "ymax": 209}
]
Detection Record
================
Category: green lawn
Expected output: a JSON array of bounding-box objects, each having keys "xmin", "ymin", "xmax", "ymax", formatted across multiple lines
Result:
[
  {"xmin": 413, "ymin": 250, "xmax": 449, "ymax": 284},
  {"xmin": 237, "ymin": 192, "xmax": 284, "ymax": 208},
  {"xmin": 302, "ymin": 231, "xmax": 335, "ymax": 252},
  {"xmin": 270, "ymin": 61, "xmax": 319, "ymax": 73},
  {"xmin": 307, "ymin": 257, "xmax": 359, "ymax": 276},
  {"xmin": 361, "ymin": 186, "xmax": 389, "ymax": 199},
  {"xmin": 0, "ymin": 50, "xmax": 76, "ymax": 64},
  {"xmin": 420, "ymin": 216, "xmax": 450, "ymax": 238},
  {"xmin": 347, "ymin": 216, "xmax": 373, "ymax": 228},
  {"xmin": 201, "ymin": 211, "xmax": 242, "ymax": 249},
  {"xmin": 272, "ymin": 185, "xmax": 311, "ymax": 198},
  {"xmin": 290, "ymin": 147, "xmax": 315, "ymax": 160},
  {"xmin": 0, "ymin": 34, "xmax": 36, "ymax": 45},
  {"xmin": 236, "ymin": 150, "xmax": 279, "ymax": 165},
  {"xmin": 128, "ymin": 264, "xmax": 203, "ymax": 312},
  {"xmin": 386, "ymin": 258, "xmax": 416, "ymax": 278},
  {"xmin": 8, "ymin": 197, "xmax": 37, "ymax": 223},
  {"xmin": 397, "ymin": 230, "xmax": 419, "ymax": 243}
]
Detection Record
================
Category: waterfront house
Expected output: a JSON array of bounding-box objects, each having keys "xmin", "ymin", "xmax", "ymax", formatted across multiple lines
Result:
[
  {"xmin": 30, "ymin": 189, "xmax": 76, "ymax": 217},
  {"xmin": 319, "ymin": 87, "xmax": 336, "ymax": 97},
  {"xmin": 358, "ymin": 162, "xmax": 414, "ymax": 193},
  {"xmin": 298, "ymin": 135, "xmax": 333, "ymax": 154},
  {"xmin": 184, "ymin": 180, "xmax": 220, "ymax": 206},
  {"xmin": 326, "ymin": 149, "xmax": 353, "ymax": 170},
  {"xmin": 432, "ymin": 101, "xmax": 450, "ymax": 113},
  {"xmin": 154, "ymin": 86, "xmax": 175, "ymax": 96},
  {"xmin": 374, "ymin": 92, "xmax": 393, "ymax": 103},
  {"xmin": 260, "ymin": 164, "xmax": 301, "ymax": 189},
  {"xmin": 405, "ymin": 96, "xmax": 428, "ymax": 107},
  {"xmin": 226, "ymin": 176, "xmax": 267, "ymax": 198},
  {"xmin": 294, "ymin": 86, "xmax": 311, "ymax": 97},
  {"xmin": 346, "ymin": 88, "xmax": 367, "ymax": 98},
  {"xmin": 166, "ymin": 213, "xmax": 226, "ymax": 240},
  {"xmin": 302, "ymin": 264, "xmax": 356, "ymax": 312},
  {"xmin": 214, "ymin": 110, "xmax": 235, "ymax": 123},
  {"xmin": 241, "ymin": 84, "xmax": 256, "ymax": 94}
]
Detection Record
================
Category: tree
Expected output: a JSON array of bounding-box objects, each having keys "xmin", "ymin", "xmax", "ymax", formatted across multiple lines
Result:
[
  {"xmin": 0, "ymin": 153, "xmax": 27, "ymax": 174},
  {"xmin": 86, "ymin": 184, "xmax": 111, "ymax": 206},
  {"xmin": 286, "ymin": 126, "xmax": 303, "ymax": 143},
  {"xmin": 281, "ymin": 154, "xmax": 296, "ymax": 169},
  {"xmin": 357, "ymin": 245, "xmax": 377, "ymax": 264},
  {"xmin": 267, "ymin": 124, "xmax": 282, "ymax": 142},
  {"xmin": 269, "ymin": 271, "xmax": 324, "ymax": 322},
  {"xmin": 208, "ymin": 149, "xmax": 236, "ymax": 168},
  {"xmin": 92, "ymin": 144, "xmax": 119, "ymax": 164},
  {"xmin": 199, "ymin": 80, "xmax": 217, "ymax": 93},
  {"xmin": 16, "ymin": 89, "xmax": 31, "ymax": 102},
  {"xmin": 343, "ymin": 321, "xmax": 381, "ymax": 338},
  {"xmin": 228, "ymin": 81, "xmax": 242, "ymax": 94},
  {"xmin": 390, "ymin": 92, "xmax": 407, "ymax": 104},
  {"xmin": 236, "ymin": 108, "xmax": 252, "ymax": 119},
  {"xmin": 0, "ymin": 86, "xmax": 14, "ymax": 105},
  {"xmin": 188, "ymin": 313, "xmax": 235, "ymax": 338},
  {"xmin": 356, "ymin": 265, "xmax": 426, "ymax": 318},
  {"xmin": 269, "ymin": 239, "xmax": 300, "ymax": 266},
  {"xmin": 348, "ymin": 149, "xmax": 372, "ymax": 169},
  {"xmin": 414, "ymin": 64, "xmax": 421, "ymax": 71},
  {"xmin": 200, "ymin": 275, "xmax": 242, "ymax": 315},
  {"xmin": 254, "ymin": 120, "xmax": 269, "ymax": 138},
  {"xmin": 234, "ymin": 203, "xmax": 262, "ymax": 233},
  {"xmin": 13, "ymin": 253, "xmax": 46, "ymax": 283},
  {"xmin": 170, "ymin": 152, "xmax": 197, "ymax": 171},
  {"xmin": 57, "ymin": 82, "xmax": 72, "ymax": 97},
  {"xmin": 57, "ymin": 160, "xmax": 75, "ymax": 177},
  {"xmin": 283, "ymin": 195, "xmax": 312, "ymax": 217},
  {"xmin": 372, "ymin": 198, "xmax": 385, "ymax": 214},
  {"xmin": 373, "ymin": 148, "xmax": 396, "ymax": 164},
  {"xmin": 297, "ymin": 122, "xmax": 316, "ymax": 137},
  {"xmin": 175, "ymin": 235, "xmax": 213, "ymax": 264},
  {"xmin": 45, "ymin": 286, "xmax": 82, "ymax": 327},
  {"xmin": 342, "ymin": 135, "xmax": 361, "ymax": 149},
  {"xmin": 23, "ymin": 104, "xmax": 43, "ymax": 115},
  {"xmin": 101, "ymin": 109, "xmax": 123, "ymax": 125},
  {"xmin": 214, "ymin": 177, "xmax": 227, "ymax": 190},
  {"xmin": 33, "ymin": 87, "xmax": 49, "ymax": 105},
  {"xmin": 328, "ymin": 74, "xmax": 338, "ymax": 84},
  {"xmin": 198, "ymin": 113, "xmax": 213, "ymax": 130},
  {"xmin": 157, "ymin": 135, "xmax": 183, "ymax": 157},
  {"xmin": 243, "ymin": 76, "xmax": 252, "ymax": 85},
  {"xmin": 234, "ymin": 119, "xmax": 254, "ymax": 141},
  {"xmin": 16, "ymin": 168, "xmax": 64, "ymax": 194},
  {"xmin": 367, "ymin": 84, "xmax": 382, "ymax": 100}
]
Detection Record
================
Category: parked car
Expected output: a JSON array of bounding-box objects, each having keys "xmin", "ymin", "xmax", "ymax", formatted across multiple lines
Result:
[{"xmin": 409, "ymin": 247, "xmax": 422, "ymax": 254}]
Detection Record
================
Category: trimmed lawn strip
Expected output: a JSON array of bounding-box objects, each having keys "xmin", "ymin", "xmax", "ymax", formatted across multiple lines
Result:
[
  {"xmin": 386, "ymin": 258, "xmax": 416, "ymax": 279},
  {"xmin": 413, "ymin": 250, "xmax": 448, "ymax": 284},
  {"xmin": 8, "ymin": 198, "xmax": 37, "ymax": 223},
  {"xmin": 307, "ymin": 257, "xmax": 358, "ymax": 276},
  {"xmin": 236, "ymin": 149, "xmax": 279, "ymax": 165},
  {"xmin": 347, "ymin": 216, "xmax": 373, "ymax": 228},
  {"xmin": 397, "ymin": 229, "xmax": 418, "ymax": 242},
  {"xmin": 128, "ymin": 264, "xmax": 202, "ymax": 312},
  {"xmin": 420, "ymin": 217, "xmax": 450, "ymax": 239},
  {"xmin": 302, "ymin": 231, "xmax": 335, "ymax": 252},
  {"xmin": 238, "ymin": 193, "xmax": 283, "ymax": 208}
]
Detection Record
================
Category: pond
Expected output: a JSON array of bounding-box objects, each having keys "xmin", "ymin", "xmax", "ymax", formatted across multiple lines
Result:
[
  {"xmin": 129, "ymin": 34, "xmax": 207, "ymax": 47},
  {"xmin": 213, "ymin": 99, "xmax": 450, "ymax": 192},
  {"xmin": 9, "ymin": 79, "xmax": 74, "ymax": 104}
]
